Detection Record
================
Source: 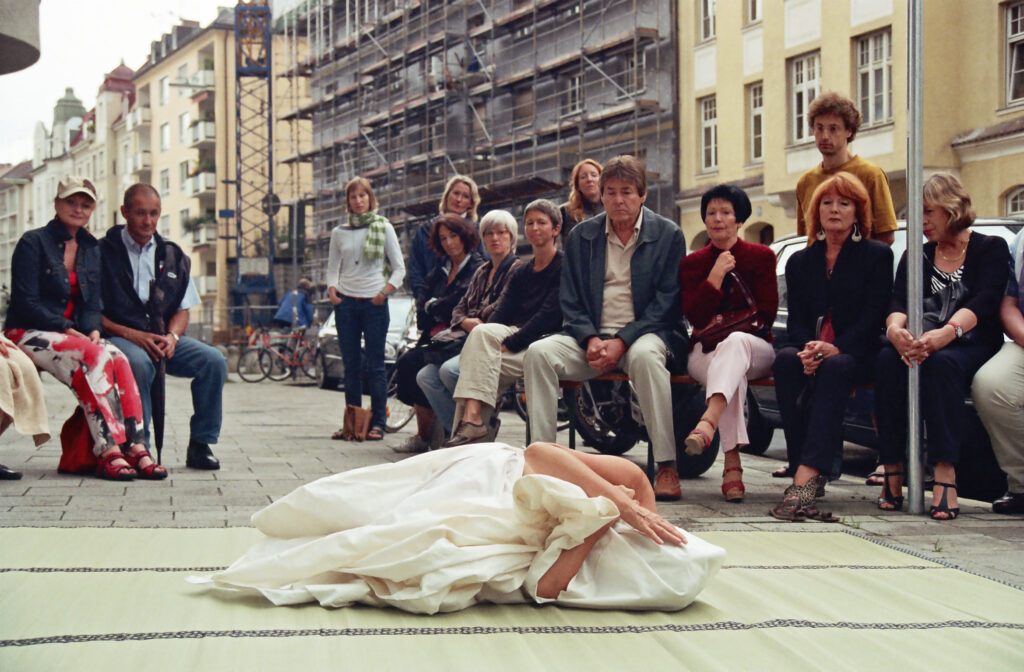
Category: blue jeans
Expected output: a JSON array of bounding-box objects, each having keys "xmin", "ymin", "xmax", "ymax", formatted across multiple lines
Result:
[
  {"xmin": 109, "ymin": 335, "xmax": 227, "ymax": 448},
  {"xmin": 335, "ymin": 298, "xmax": 390, "ymax": 428},
  {"xmin": 416, "ymin": 355, "xmax": 460, "ymax": 434}
]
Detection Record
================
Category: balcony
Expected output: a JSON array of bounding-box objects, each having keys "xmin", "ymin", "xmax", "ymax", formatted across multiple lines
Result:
[
  {"xmin": 131, "ymin": 151, "xmax": 152, "ymax": 176},
  {"xmin": 189, "ymin": 120, "xmax": 216, "ymax": 148},
  {"xmin": 195, "ymin": 275, "xmax": 217, "ymax": 296},
  {"xmin": 191, "ymin": 221, "xmax": 218, "ymax": 247},
  {"xmin": 190, "ymin": 69, "xmax": 215, "ymax": 92},
  {"xmin": 189, "ymin": 172, "xmax": 216, "ymax": 197},
  {"xmin": 126, "ymin": 106, "xmax": 150, "ymax": 132}
]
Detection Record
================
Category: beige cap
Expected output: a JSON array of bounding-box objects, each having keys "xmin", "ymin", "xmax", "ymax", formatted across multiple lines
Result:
[{"xmin": 56, "ymin": 175, "xmax": 98, "ymax": 201}]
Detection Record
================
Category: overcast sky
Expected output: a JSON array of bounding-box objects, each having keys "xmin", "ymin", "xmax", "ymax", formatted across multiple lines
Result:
[{"xmin": 0, "ymin": 0, "xmax": 299, "ymax": 166}]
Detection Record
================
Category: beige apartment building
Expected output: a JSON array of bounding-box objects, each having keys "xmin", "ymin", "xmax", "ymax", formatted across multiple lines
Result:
[
  {"xmin": 127, "ymin": 9, "xmax": 311, "ymax": 337},
  {"xmin": 677, "ymin": 0, "xmax": 1024, "ymax": 248}
]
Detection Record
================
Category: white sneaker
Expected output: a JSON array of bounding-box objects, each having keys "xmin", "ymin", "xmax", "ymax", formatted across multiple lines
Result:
[{"xmin": 392, "ymin": 435, "xmax": 429, "ymax": 454}]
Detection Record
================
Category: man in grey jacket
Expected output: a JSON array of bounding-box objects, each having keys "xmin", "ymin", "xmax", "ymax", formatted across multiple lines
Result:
[{"xmin": 523, "ymin": 155, "xmax": 687, "ymax": 500}]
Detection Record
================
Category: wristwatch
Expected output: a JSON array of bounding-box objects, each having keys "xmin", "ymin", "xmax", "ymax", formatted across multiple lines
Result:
[
  {"xmin": 168, "ymin": 332, "xmax": 180, "ymax": 342},
  {"xmin": 947, "ymin": 321, "xmax": 963, "ymax": 339}
]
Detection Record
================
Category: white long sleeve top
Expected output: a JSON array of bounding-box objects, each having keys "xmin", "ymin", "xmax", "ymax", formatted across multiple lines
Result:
[{"xmin": 326, "ymin": 221, "xmax": 406, "ymax": 298}]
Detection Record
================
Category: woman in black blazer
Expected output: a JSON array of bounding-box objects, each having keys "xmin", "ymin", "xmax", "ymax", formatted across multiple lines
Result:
[
  {"xmin": 875, "ymin": 174, "xmax": 1008, "ymax": 520},
  {"xmin": 770, "ymin": 172, "xmax": 893, "ymax": 521}
]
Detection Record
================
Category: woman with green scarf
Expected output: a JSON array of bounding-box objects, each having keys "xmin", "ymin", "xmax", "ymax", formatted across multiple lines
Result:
[{"xmin": 327, "ymin": 177, "xmax": 406, "ymax": 441}]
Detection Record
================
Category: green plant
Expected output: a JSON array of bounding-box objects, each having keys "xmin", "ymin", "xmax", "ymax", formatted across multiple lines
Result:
[{"xmin": 182, "ymin": 212, "xmax": 216, "ymax": 233}]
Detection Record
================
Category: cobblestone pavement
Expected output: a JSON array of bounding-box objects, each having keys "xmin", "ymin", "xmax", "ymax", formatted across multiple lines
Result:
[{"xmin": 1, "ymin": 372, "xmax": 1021, "ymax": 587}]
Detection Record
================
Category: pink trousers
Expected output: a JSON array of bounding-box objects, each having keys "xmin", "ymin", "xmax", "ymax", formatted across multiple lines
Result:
[{"xmin": 686, "ymin": 331, "xmax": 775, "ymax": 452}]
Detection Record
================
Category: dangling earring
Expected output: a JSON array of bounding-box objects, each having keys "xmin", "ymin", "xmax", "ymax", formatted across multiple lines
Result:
[
  {"xmin": 816, "ymin": 228, "xmax": 826, "ymax": 241},
  {"xmin": 851, "ymin": 223, "xmax": 862, "ymax": 242}
]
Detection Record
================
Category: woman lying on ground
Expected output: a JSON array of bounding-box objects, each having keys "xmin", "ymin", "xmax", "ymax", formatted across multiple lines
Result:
[
  {"xmin": 414, "ymin": 210, "xmax": 522, "ymax": 440},
  {"xmin": 445, "ymin": 199, "xmax": 564, "ymax": 446},
  {"xmin": 769, "ymin": 172, "xmax": 893, "ymax": 521},
  {"xmin": 197, "ymin": 441, "xmax": 725, "ymax": 614},
  {"xmin": 4, "ymin": 176, "xmax": 164, "ymax": 481}
]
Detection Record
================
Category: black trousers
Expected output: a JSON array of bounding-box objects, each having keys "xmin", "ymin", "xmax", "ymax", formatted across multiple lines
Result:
[
  {"xmin": 773, "ymin": 347, "xmax": 860, "ymax": 474},
  {"xmin": 395, "ymin": 346, "xmax": 430, "ymax": 407},
  {"xmin": 874, "ymin": 342, "xmax": 995, "ymax": 465}
]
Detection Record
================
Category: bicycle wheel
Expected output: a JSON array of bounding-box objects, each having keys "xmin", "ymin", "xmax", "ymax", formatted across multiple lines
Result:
[
  {"xmin": 265, "ymin": 343, "xmax": 293, "ymax": 381},
  {"xmin": 513, "ymin": 378, "xmax": 570, "ymax": 431},
  {"xmin": 237, "ymin": 348, "xmax": 269, "ymax": 383},
  {"xmin": 298, "ymin": 346, "xmax": 317, "ymax": 380},
  {"xmin": 384, "ymin": 366, "xmax": 415, "ymax": 432}
]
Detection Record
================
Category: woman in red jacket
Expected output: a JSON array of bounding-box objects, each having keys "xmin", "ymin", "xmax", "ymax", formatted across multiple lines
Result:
[{"xmin": 678, "ymin": 185, "xmax": 778, "ymax": 502}]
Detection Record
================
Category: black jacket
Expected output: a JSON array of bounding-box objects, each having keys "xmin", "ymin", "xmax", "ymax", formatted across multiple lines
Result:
[
  {"xmin": 5, "ymin": 218, "xmax": 103, "ymax": 333},
  {"xmin": 99, "ymin": 225, "xmax": 191, "ymax": 334},
  {"xmin": 784, "ymin": 237, "xmax": 893, "ymax": 363},
  {"xmin": 416, "ymin": 252, "xmax": 483, "ymax": 344}
]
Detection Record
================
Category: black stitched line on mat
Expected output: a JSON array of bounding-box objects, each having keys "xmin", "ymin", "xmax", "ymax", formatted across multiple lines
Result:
[{"xmin": 4, "ymin": 620, "xmax": 1024, "ymax": 647}]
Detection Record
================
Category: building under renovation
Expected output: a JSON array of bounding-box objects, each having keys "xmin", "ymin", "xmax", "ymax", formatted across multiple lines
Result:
[{"xmin": 279, "ymin": 0, "xmax": 676, "ymax": 286}]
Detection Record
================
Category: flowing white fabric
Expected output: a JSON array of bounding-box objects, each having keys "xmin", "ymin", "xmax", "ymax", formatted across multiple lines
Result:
[{"xmin": 195, "ymin": 443, "xmax": 725, "ymax": 614}]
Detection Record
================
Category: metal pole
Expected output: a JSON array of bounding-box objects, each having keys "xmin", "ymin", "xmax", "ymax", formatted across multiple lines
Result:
[{"xmin": 906, "ymin": 0, "xmax": 925, "ymax": 514}]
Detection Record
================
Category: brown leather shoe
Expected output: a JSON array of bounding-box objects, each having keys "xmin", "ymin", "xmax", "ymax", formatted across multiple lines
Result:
[{"xmin": 653, "ymin": 465, "xmax": 681, "ymax": 501}]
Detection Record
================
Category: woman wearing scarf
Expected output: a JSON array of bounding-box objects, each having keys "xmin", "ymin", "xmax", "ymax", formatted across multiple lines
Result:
[{"xmin": 327, "ymin": 177, "xmax": 406, "ymax": 441}]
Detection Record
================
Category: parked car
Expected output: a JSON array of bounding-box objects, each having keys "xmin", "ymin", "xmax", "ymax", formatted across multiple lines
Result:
[
  {"xmin": 746, "ymin": 219, "xmax": 1022, "ymax": 501},
  {"xmin": 314, "ymin": 294, "xmax": 417, "ymax": 390}
]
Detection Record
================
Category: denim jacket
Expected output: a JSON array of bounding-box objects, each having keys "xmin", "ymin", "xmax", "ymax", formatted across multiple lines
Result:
[{"xmin": 5, "ymin": 218, "xmax": 103, "ymax": 333}]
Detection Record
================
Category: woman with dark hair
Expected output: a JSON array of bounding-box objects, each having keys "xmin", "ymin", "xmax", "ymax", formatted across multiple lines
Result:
[
  {"xmin": 559, "ymin": 159, "xmax": 603, "ymax": 243},
  {"xmin": 406, "ymin": 175, "xmax": 482, "ymax": 297},
  {"xmin": 4, "ymin": 176, "xmax": 162, "ymax": 481},
  {"xmin": 393, "ymin": 214, "xmax": 483, "ymax": 453},
  {"xmin": 875, "ymin": 173, "xmax": 1009, "ymax": 520},
  {"xmin": 678, "ymin": 184, "xmax": 777, "ymax": 503},
  {"xmin": 326, "ymin": 177, "xmax": 406, "ymax": 441},
  {"xmin": 415, "ymin": 209, "xmax": 522, "ymax": 438},
  {"xmin": 769, "ymin": 172, "xmax": 893, "ymax": 521}
]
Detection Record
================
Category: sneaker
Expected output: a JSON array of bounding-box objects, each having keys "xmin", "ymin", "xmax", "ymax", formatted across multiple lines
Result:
[
  {"xmin": 653, "ymin": 465, "xmax": 681, "ymax": 501},
  {"xmin": 392, "ymin": 435, "xmax": 429, "ymax": 454}
]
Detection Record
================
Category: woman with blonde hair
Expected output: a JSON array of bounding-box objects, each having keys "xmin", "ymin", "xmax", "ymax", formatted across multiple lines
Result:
[
  {"xmin": 559, "ymin": 159, "xmax": 603, "ymax": 243},
  {"xmin": 326, "ymin": 176, "xmax": 406, "ymax": 441},
  {"xmin": 407, "ymin": 175, "xmax": 482, "ymax": 297},
  {"xmin": 770, "ymin": 172, "xmax": 892, "ymax": 521},
  {"xmin": 874, "ymin": 173, "xmax": 1008, "ymax": 520}
]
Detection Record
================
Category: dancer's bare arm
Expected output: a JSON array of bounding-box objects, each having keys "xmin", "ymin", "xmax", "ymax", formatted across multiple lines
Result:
[{"xmin": 523, "ymin": 442, "xmax": 685, "ymax": 598}]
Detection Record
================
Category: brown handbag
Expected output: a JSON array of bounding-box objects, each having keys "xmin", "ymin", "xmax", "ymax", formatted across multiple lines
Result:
[
  {"xmin": 341, "ymin": 404, "xmax": 372, "ymax": 441},
  {"xmin": 691, "ymin": 272, "xmax": 763, "ymax": 353}
]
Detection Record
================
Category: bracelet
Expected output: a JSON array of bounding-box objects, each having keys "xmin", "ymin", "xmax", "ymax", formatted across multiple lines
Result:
[{"xmin": 168, "ymin": 332, "xmax": 179, "ymax": 342}]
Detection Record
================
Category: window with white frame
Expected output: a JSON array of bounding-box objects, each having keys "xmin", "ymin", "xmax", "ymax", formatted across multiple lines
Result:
[
  {"xmin": 1008, "ymin": 186, "xmax": 1024, "ymax": 216},
  {"xmin": 179, "ymin": 208, "xmax": 190, "ymax": 231},
  {"xmin": 857, "ymin": 30, "xmax": 892, "ymax": 126},
  {"xmin": 748, "ymin": 82, "xmax": 764, "ymax": 162},
  {"xmin": 699, "ymin": 0, "xmax": 716, "ymax": 41},
  {"xmin": 700, "ymin": 95, "xmax": 717, "ymax": 171},
  {"xmin": 159, "ymin": 76, "xmax": 169, "ymax": 106},
  {"xmin": 1009, "ymin": 1, "xmax": 1024, "ymax": 104},
  {"xmin": 618, "ymin": 51, "xmax": 645, "ymax": 97},
  {"xmin": 563, "ymin": 74, "xmax": 582, "ymax": 116},
  {"xmin": 177, "ymin": 64, "xmax": 188, "ymax": 96},
  {"xmin": 160, "ymin": 123, "xmax": 170, "ymax": 151},
  {"xmin": 746, "ymin": 0, "xmax": 761, "ymax": 24},
  {"xmin": 159, "ymin": 169, "xmax": 170, "ymax": 196},
  {"xmin": 178, "ymin": 112, "xmax": 190, "ymax": 145},
  {"xmin": 179, "ymin": 160, "xmax": 189, "ymax": 192},
  {"xmin": 789, "ymin": 51, "xmax": 820, "ymax": 143},
  {"xmin": 159, "ymin": 214, "xmax": 170, "ymax": 238}
]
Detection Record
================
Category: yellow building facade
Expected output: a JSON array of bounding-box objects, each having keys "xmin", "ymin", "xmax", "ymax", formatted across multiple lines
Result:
[{"xmin": 677, "ymin": 0, "xmax": 1024, "ymax": 248}]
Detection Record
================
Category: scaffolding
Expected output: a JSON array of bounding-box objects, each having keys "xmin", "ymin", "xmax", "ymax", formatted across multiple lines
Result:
[{"xmin": 277, "ymin": 0, "xmax": 675, "ymax": 287}]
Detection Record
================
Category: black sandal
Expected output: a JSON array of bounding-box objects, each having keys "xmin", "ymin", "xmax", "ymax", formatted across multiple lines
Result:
[
  {"xmin": 930, "ymin": 481, "xmax": 960, "ymax": 520},
  {"xmin": 772, "ymin": 465, "xmax": 796, "ymax": 478},
  {"xmin": 366, "ymin": 425, "xmax": 385, "ymax": 441},
  {"xmin": 878, "ymin": 471, "xmax": 904, "ymax": 511},
  {"xmin": 331, "ymin": 428, "xmax": 346, "ymax": 440}
]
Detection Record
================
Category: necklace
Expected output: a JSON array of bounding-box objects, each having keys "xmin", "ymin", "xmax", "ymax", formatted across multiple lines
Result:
[{"xmin": 937, "ymin": 239, "xmax": 967, "ymax": 263}]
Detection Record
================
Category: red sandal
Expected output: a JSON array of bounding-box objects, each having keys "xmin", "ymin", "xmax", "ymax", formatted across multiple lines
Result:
[
  {"xmin": 96, "ymin": 451, "xmax": 136, "ymax": 481},
  {"xmin": 684, "ymin": 417, "xmax": 717, "ymax": 456},
  {"xmin": 721, "ymin": 466, "xmax": 745, "ymax": 503},
  {"xmin": 126, "ymin": 447, "xmax": 168, "ymax": 480}
]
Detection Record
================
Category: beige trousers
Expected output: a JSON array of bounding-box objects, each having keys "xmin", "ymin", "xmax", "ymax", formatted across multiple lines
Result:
[
  {"xmin": 523, "ymin": 332, "xmax": 675, "ymax": 462},
  {"xmin": 972, "ymin": 341, "xmax": 1024, "ymax": 494},
  {"xmin": 452, "ymin": 323, "xmax": 527, "ymax": 430}
]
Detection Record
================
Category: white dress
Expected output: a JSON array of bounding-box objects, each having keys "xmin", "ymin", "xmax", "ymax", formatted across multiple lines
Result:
[{"xmin": 197, "ymin": 443, "xmax": 725, "ymax": 615}]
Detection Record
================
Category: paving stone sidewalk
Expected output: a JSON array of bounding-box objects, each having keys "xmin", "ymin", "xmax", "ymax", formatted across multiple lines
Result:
[{"xmin": 1, "ymin": 372, "xmax": 1021, "ymax": 587}]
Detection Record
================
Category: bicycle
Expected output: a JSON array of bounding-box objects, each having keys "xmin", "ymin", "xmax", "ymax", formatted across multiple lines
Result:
[{"xmin": 237, "ymin": 327, "xmax": 318, "ymax": 383}]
